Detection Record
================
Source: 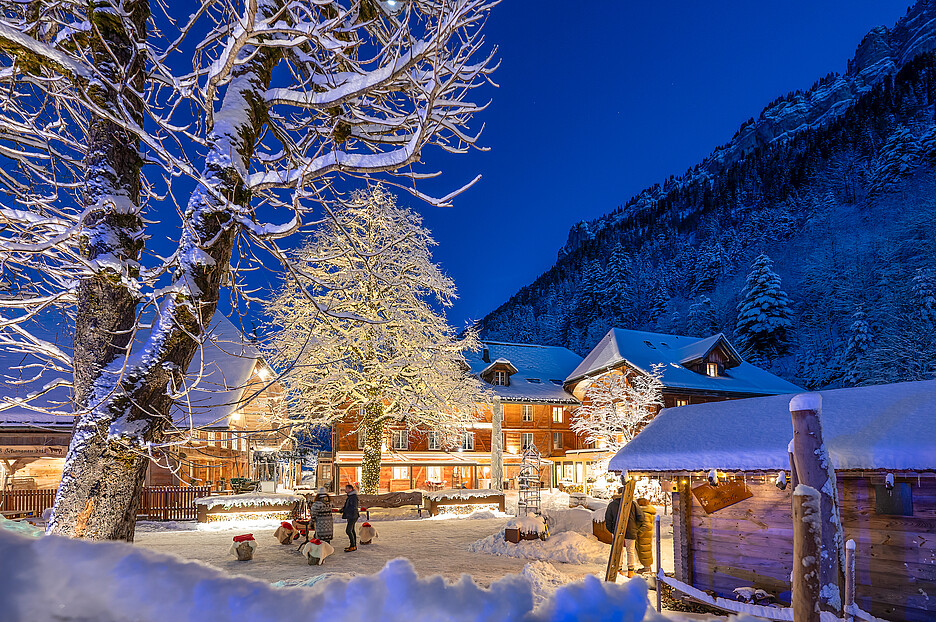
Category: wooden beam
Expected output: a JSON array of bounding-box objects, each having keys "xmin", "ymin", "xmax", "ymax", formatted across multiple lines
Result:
[
  {"xmin": 678, "ymin": 478, "xmax": 695, "ymax": 585},
  {"xmin": 605, "ymin": 478, "xmax": 637, "ymax": 582}
]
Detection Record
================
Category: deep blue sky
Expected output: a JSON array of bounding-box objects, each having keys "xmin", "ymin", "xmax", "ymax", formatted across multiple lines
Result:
[{"xmin": 414, "ymin": 0, "xmax": 915, "ymax": 330}]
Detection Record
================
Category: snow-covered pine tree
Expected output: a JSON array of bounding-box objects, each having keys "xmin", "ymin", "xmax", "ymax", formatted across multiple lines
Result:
[
  {"xmin": 842, "ymin": 307, "xmax": 873, "ymax": 386},
  {"xmin": 869, "ymin": 125, "xmax": 921, "ymax": 196},
  {"xmin": 571, "ymin": 364, "xmax": 664, "ymax": 451},
  {"xmin": 735, "ymin": 254, "xmax": 793, "ymax": 361},
  {"xmin": 264, "ymin": 186, "xmax": 487, "ymax": 494},
  {"xmin": 0, "ymin": 0, "xmax": 495, "ymax": 539},
  {"xmin": 688, "ymin": 296, "xmax": 717, "ymax": 337}
]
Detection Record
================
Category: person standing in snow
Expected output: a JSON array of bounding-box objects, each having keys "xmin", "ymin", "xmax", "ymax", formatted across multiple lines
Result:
[
  {"xmin": 310, "ymin": 488, "xmax": 333, "ymax": 543},
  {"xmin": 635, "ymin": 498, "xmax": 657, "ymax": 573},
  {"xmin": 604, "ymin": 487, "xmax": 645, "ymax": 578},
  {"xmin": 340, "ymin": 483, "xmax": 360, "ymax": 552}
]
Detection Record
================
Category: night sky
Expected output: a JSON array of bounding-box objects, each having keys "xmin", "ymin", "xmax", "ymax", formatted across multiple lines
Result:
[{"xmin": 415, "ymin": 1, "xmax": 914, "ymax": 330}]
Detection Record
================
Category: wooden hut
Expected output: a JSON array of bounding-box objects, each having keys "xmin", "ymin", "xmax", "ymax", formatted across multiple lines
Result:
[{"xmin": 610, "ymin": 380, "xmax": 936, "ymax": 622}]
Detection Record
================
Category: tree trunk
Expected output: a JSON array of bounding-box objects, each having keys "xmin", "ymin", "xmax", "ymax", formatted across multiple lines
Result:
[
  {"xmin": 49, "ymin": 3, "xmax": 279, "ymax": 540},
  {"xmin": 490, "ymin": 398, "xmax": 503, "ymax": 491},
  {"xmin": 360, "ymin": 405, "xmax": 385, "ymax": 494}
]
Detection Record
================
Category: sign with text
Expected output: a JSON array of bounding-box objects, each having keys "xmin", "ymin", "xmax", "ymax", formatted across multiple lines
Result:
[
  {"xmin": 691, "ymin": 480, "xmax": 753, "ymax": 514},
  {"xmin": 0, "ymin": 445, "xmax": 67, "ymax": 458}
]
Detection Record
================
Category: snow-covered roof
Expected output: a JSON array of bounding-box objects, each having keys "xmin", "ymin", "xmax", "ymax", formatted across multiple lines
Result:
[
  {"xmin": 609, "ymin": 380, "xmax": 936, "ymax": 472},
  {"xmin": 566, "ymin": 328, "xmax": 800, "ymax": 396},
  {"xmin": 465, "ymin": 342, "xmax": 582, "ymax": 404},
  {"xmin": 0, "ymin": 312, "xmax": 265, "ymax": 431}
]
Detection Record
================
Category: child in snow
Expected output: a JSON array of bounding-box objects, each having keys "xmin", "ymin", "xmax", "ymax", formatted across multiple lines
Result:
[
  {"xmin": 310, "ymin": 488, "xmax": 334, "ymax": 543},
  {"xmin": 359, "ymin": 521, "xmax": 378, "ymax": 545}
]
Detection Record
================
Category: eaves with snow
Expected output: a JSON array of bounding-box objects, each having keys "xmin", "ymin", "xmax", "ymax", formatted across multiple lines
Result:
[
  {"xmin": 609, "ymin": 379, "xmax": 936, "ymax": 473},
  {"xmin": 465, "ymin": 342, "xmax": 583, "ymax": 404}
]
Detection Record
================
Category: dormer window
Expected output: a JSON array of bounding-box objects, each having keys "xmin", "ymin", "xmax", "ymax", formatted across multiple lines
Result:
[
  {"xmin": 705, "ymin": 362, "xmax": 720, "ymax": 377},
  {"xmin": 493, "ymin": 370, "xmax": 508, "ymax": 386}
]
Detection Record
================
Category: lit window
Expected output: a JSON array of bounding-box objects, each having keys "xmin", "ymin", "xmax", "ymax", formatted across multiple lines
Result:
[
  {"xmin": 705, "ymin": 362, "xmax": 719, "ymax": 377},
  {"xmin": 522, "ymin": 404, "xmax": 533, "ymax": 422},
  {"xmin": 461, "ymin": 432, "xmax": 475, "ymax": 451},
  {"xmin": 552, "ymin": 406, "xmax": 563, "ymax": 423},
  {"xmin": 428, "ymin": 466, "xmax": 442, "ymax": 481},
  {"xmin": 521, "ymin": 433, "xmax": 534, "ymax": 450},
  {"xmin": 493, "ymin": 370, "xmax": 508, "ymax": 386},
  {"xmin": 392, "ymin": 430, "xmax": 408, "ymax": 450},
  {"xmin": 427, "ymin": 431, "xmax": 441, "ymax": 450},
  {"xmin": 393, "ymin": 466, "xmax": 408, "ymax": 480},
  {"xmin": 675, "ymin": 398, "xmax": 690, "ymax": 407},
  {"xmin": 552, "ymin": 432, "xmax": 563, "ymax": 450},
  {"xmin": 355, "ymin": 467, "xmax": 362, "ymax": 484}
]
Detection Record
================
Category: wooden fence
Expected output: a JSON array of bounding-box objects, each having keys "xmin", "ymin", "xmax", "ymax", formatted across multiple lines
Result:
[
  {"xmin": 0, "ymin": 486, "xmax": 212, "ymax": 521},
  {"xmin": 138, "ymin": 486, "xmax": 212, "ymax": 521}
]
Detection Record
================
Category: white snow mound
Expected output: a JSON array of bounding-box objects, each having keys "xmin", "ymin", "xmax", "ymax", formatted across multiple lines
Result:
[{"xmin": 468, "ymin": 530, "xmax": 610, "ymax": 565}]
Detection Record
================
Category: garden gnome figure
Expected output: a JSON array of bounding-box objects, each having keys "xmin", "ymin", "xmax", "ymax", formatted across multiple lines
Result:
[
  {"xmin": 359, "ymin": 522, "xmax": 378, "ymax": 545},
  {"xmin": 229, "ymin": 534, "xmax": 256, "ymax": 561}
]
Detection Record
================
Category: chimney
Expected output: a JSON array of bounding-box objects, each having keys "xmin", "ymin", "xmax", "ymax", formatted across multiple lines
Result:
[{"xmin": 482, "ymin": 344, "xmax": 490, "ymax": 363}]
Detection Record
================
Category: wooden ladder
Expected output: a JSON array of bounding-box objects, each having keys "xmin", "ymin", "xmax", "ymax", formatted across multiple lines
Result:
[{"xmin": 604, "ymin": 478, "xmax": 637, "ymax": 582}]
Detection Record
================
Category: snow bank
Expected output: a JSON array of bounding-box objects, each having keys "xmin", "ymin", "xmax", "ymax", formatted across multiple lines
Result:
[
  {"xmin": 426, "ymin": 508, "xmax": 509, "ymax": 521},
  {"xmin": 540, "ymin": 507, "xmax": 595, "ymax": 535},
  {"xmin": 0, "ymin": 516, "xmax": 42, "ymax": 538},
  {"xmin": 194, "ymin": 492, "xmax": 303, "ymax": 509},
  {"xmin": 506, "ymin": 515, "xmax": 547, "ymax": 534},
  {"xmin": 468, "ymin": 530, "xmax": 610, "ymax": 565},
  {"xmin": 0, "ymin": 528, "xmax": 723, "ymax": 622}
]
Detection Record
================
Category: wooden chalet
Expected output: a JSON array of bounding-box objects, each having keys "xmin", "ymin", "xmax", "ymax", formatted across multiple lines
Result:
[
  {"xmin": 327, "ymin": 341, "xmax": 586, "ymax": 492},
  {"xmin": 560, "ymin": 328, "xmax": 801, "ymax": 483},
  {"xmin": 0, "ymin": 312, "xmax": 289, "ymax": 492},
  {"xmin": 609, "ymin": 380, "xmax": 936, "ymax": 621}
]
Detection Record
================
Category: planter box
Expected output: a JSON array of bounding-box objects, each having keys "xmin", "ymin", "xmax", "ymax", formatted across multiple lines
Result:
[
  {"xmin": 504, "ymin": 527, "xmax": 545, "ymax": 544},
  {"xmin": 422, "ymin": 491, "xmax": 505, "ymax": 516}
]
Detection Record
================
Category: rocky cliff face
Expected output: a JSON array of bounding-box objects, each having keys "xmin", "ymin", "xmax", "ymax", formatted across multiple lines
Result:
[{"xmin": 560, "ymin": 0, "xmax": 936, "ymax": 258}]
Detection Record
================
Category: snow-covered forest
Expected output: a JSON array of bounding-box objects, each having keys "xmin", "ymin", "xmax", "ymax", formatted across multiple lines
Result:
[{"xmin": 478, "ymin": 26, "xmax": 936, "ymax": 390}]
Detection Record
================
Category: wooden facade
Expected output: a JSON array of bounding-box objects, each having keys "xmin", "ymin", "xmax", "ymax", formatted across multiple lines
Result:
[{"xmin": 668, "ymin": 472, "xmax": 936, "ymax": 621}]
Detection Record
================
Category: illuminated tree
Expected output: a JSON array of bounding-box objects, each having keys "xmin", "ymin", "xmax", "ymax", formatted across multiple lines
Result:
[{"xmin": 265, "ymin": 186, "xmax": 487, "ymax": 494}]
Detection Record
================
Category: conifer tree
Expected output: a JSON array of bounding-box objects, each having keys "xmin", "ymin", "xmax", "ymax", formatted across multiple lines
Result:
[
  {"xmin": 735, "ymin": 254, "xmax": 793, "ymax": 361},
  {"xmin": 842, "ymin": 307, "xmax": 873, "ymax": 386},
  {"xmin": 688, "ymin": 296, "xmax": 717, "ymax": 337}
]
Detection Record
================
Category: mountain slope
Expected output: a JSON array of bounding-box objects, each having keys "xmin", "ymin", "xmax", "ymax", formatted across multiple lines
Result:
[{"xmin": 478, "ymin": 1, "xmax": 936, "ymax": 390}]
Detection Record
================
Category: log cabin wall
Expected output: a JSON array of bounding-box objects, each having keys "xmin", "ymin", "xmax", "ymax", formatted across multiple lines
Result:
[{"xmin": 673, "ymin": 473, "xmax": 936, "ymax": 622}]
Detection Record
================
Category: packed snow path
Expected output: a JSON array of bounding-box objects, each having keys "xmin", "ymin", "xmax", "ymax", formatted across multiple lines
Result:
[{"xmin": 135, "ymin": 516, "xmax": 607, "ymax": 587}]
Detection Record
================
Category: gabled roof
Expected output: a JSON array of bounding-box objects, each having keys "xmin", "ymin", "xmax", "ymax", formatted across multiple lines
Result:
[
  {"xmin": 676, "ymin": 333, "xmax": 741, "ymax": 367},
  {"xmin": 609, "ymin": 380, "xmax": 936, "ymax": 473},
  {"xmin": 479, "ymin": 358, "xmax": 519, "ymax": 377},
  {"xmin": 465, "ymin": 342, "xmax": 582, "ymax": 404},
  {"xmin": 0, "ymin": 311, "xmax": 265, "ymax": 430},
  {"xmin": 565, "ymin": 328, "xmax": 800, "ymax": 396}
]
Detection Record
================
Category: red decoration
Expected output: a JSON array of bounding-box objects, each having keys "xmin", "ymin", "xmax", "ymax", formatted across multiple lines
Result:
[
  {"xmin": 362, "ymin": 522, "xmax": 371, "ymax": 527},
  {"xmin": 311, "ymin": 538, "xmax": 322, "ymax": 545},
  {"xmin": 233, "ymin": 534, "xmax": 255, "ymax": 543},
  {"xmin": 281, "ymin": 521, "xmax": 294, "ymax": 530}
]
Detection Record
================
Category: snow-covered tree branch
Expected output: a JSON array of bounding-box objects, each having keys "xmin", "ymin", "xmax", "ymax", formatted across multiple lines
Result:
[{"xmin": 0, "ymin": 0, "xmax": 496, "ymax": 539}]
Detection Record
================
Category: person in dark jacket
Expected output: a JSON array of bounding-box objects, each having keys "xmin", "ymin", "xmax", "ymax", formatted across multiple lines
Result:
[
  {"xmin": 309, "ymin": 489, "xmax": 333, "ymax": 542},
  {"xmin": 340, "ymin": 483, "xmax": 360, "ymax": 552},
  {"xmin": 604, "ymin": 488, "xmax": 645, "ymax": 577}
]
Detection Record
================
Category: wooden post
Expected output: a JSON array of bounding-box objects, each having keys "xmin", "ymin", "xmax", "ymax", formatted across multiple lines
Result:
[
  {"xmin": 790, "ymin": 393, "xmax": 844, "ymax": 614},
  {"xmin": 792, "ymin": 484, "xmax": 822, "ymax": 622},
  {"xmin": 654, "ymin": 513, "xmax": 662, "ymax": 613},
  {"xmin": 844, "ymin": 539, "xmax": 856, "ymax": 622},
  {"xmin": 676, "ymin": 477, "xmax": 694, "ymax": 585},
  {"xmin": 604, "ymin": 478, "xmax": 637, "ymax": 582}
]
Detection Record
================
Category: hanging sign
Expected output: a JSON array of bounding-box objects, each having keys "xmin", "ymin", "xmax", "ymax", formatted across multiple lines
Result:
[
  {"xmin": 0, "ymin": 445, "xmax": 68, "ymax": 458},
  {"xmin": 691, "ymin": 480, "xmax": 752, "ymax": 513}
]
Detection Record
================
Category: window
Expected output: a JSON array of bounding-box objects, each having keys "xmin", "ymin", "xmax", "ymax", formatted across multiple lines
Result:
[
  {"xmin": 493, "ymin": 370, "xmax": 508, "ymax": 386},
  {"xmin": 675, "ymin": 398, "xmax": 690, "ymax": 407},
  {"xmin": 552, "ymin": 406, "xmax": 563, "ymax": 423},
  {"xmin": 393, "ymin": 466, "xmax": 408, "ymax": 480},
  {"xmin": 357, "ymin": 429, "xmax": 365, "ymax": 449},
  {"xmin": 705, "ymin": 362, "xmax": 720, "ymax": 377},
  {"xmin": 461, "ymin": 432, "xmax": 474, "ymax": 451},
  {"xmin": 428, "ymin": 466, "xmax": 442, "ymax": 481},
  {"xmin": 355, "ymin": 467, "xmax": 362, "ymax": 484},
  {"xmin": 521, "ymin": 433, "xmax": 534, "ymax": 450},
  {"xmin": 392, "ymin": 430, "xmax": 408, "ymax": 451},
  {"xmin": 552, "ymin": 432, "xmax": 563, "ymax": 449},
  {"xmin": 643, "ymin": 340, "xmax": 656, "ymax": 349},
  {"xmin": 527, "ymin": 378, "xmax": 541, "ymax": 384},
  {"xmin": 427, "ymin": 431, "xmax": 441, "ymax": 450},
  {"xmin": 522, "ymin": 404, "xmax": 533, "ymax": 422}
]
